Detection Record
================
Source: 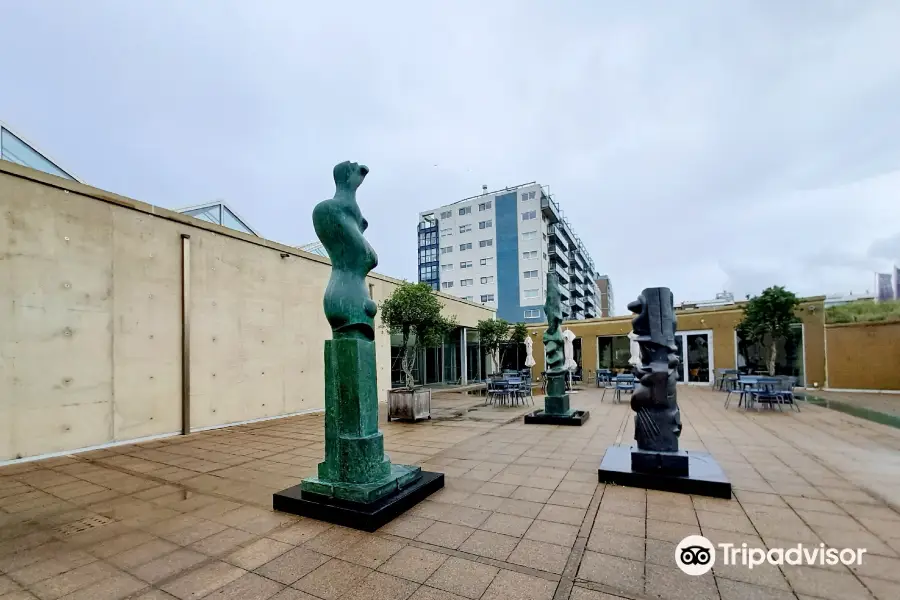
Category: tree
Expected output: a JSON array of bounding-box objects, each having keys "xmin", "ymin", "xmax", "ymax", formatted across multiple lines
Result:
[
  {"xmin": 477, "ymin": 319, "xmax": 529, "ymax": 373},
  {"xmin": 738, "ymin": 286, "xmax": 800, "ymax": 375},
  {"xmin": 379, "ymin": 282, "xmax": 457, "ymax": 389}
]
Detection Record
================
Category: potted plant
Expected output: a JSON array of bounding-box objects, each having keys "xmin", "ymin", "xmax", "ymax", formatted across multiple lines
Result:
[{"xmin": 379, "ymin": 282, "xmax": 457, "ymax": 421}]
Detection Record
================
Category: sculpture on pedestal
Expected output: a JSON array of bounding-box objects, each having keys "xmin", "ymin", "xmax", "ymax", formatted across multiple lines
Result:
[
  {"xmin": 597, "ymin": 286, "xmax": 732, "ymax": 499},
  {"xmin": 523, "ymin": 273, "xmax": 589, "ymax": 425},
  {"xmin": 627, "ymin": 287, "xmax": 682, "ymax": 453},
  {"xmin": 274, "ymin": 162, "xmax": 443, "ymax": 529}
]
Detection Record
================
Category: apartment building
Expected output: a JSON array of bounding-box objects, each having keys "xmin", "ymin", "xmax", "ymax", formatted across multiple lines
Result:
[
  {"xmin": 594, "ymin": 274, "xmax": 615, "ymax": 317},
  {"xmin": 418, "ymin": 183, "xmax": 600, "ymax": 323}
]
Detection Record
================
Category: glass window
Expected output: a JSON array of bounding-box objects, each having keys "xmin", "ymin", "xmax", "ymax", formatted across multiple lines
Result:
[
  {"xmin": 520, "ymin": 193, "xmax": 528, "ymax": 201},
  {"xmin": 479, "ymin": 239, "xmax": 493, "ymax": 248},
  {"xmin": 459, "ymin": 224, "xmax": 471, "ymax": 233},
  {"xmin": 442, "ymin": 264, "xmax": 453, "ymax": 271},
  {"xmin": 480, "ymin": 257, "xmax": 493, "ymax": 266},
  {"xmin": 522, "ymin": 251, "xmax": 538, "ymax": 260},
  {"xmin": 480, "ymin": 276, "xmax": 494, "ymax": 284},
  {"xmin": 521, "ymin": 211, "xmax": 536, "ymax": 221},
  {"xmin": 478, "ymin": 201, "xmax": 492, "ymax": 211},
  {"xmin": 440, "ymin": 210, "xmax": 452, "ymax": 219},
  {"xmin": 479, "ymin": 220, "xmax": 492, "ymax": 229},
  {"xmin": 529, "ymin": 191, "xmax": 536, "ymax": 199},
  {"xmin": 481, "ymin": 294, "xmax": 495, "ymax": 302},
  {"xmin": 1, "ymin": 127, "xmax": 75, "ymax": 180},
  {"xmin": 441, "ymin": 246, "xmax": 453, "ymax": 254},
  {"xmin": 463, "ymin": 296, "xmax": 473, "ymax": 301},
  {"xmin": 460, "ymin": 279, "xmax": 473, "ymax": 287},
  {"xmin": 524, "ymin": 289, "xmax": 539, "ymax": 298},
  {"xmin": 440, "ymin": 228, "xmax": 452, "ymax": 236},
  {"xmin": 458, "ymin": 206, "xmax": 471, "ymax": 215},
  {"xmin": 460, "ymin": 261, "xmax": 472, "ymax": 269},
  {"xmin": 524, "ymin": 309, "xmax": 540, "ymax": 318},
  {"xmin": 522, "ymin": 230, "xmax": 537, "ymax": 241},
  {"xmin": 459, "ymin": 243, "xmax": 472, "ymax": 251},
  {"xmin": 523, "ymin": 270, "xmax": 538, "ymax": 279},
  {"xmin": 442, "ymin": 281, "xmax": 454, "ymax": 289}
]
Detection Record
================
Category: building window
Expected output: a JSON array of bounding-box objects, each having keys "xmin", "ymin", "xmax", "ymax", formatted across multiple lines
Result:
[
  {"xmin": 440, "ymin": 210, "xmax": 452, "ymax": 219},
  {"xmin": 524, "ymin": 270, "xmax": 538, "ymax": 279},
  {"xmin": 524, "ymin": 288, "xmax": 539, "ymax": 299},
  {"xmin": 543, "ymin": 252, "xmax": 548, "ymax": 260},
  {"xmin": 442, "ymin": 264, "xmax": 453, "ymax": 271},
  {"xmin": 418, "ymin": 231, "xmax": 436, "ymax": 246},
  {"xmin": 478, "ymin": 201, "xmax": 492, "ymax": 211},
  {"xmin": 460, "ymin": 279, "xmax": 473, "ymax": 287},
  {"xmin": 459, "ymin": 206, "xmax": 471, "ymax": 215},
  {"xmin": 441, "ymin": 246, "xmax": 453, "ymax": 254},
  {"xmin": 481, "ymin": 294, "xmax": 495, "ymax": 303},
  {"xmin": 522, "ymin": 230, "xmax": 537, "ymax": 241},
  {"xmin": 440, "ymin": 228, "xmax": 452, "ymax": 237},
  {"xmin": 479, "ymin": 220, "xmax": 492, "ymax": 229},
  {"xmin": 521, "ymin": 211, "xmax": 537, "ymax": 221},
  {"xmin": 460, "ymin": 261, "xmax": 472, "ymax": 269},
  {"xmin": 418, "ymin": 248, "xmax": 437, "ymax": 262},
  {"xmin": 529, "ymin": 191, "xmax": 536, "ymax": 199},
  {"xmin": 463, "ymin": 296, "xmax": 473, "ymax": 301},
  {"xmin": 418, "ymin": 265, "xmax": 437, "ymax": 281},
  {"xmin": 522, "ymin": 250, "xmax": 538, "ymax": 260},
  {"xmin": 520, "ymin": 193, "xmax": 528, "ymax": 201},
  {"xmin": 524, "ymin": 309, "xmax": 540, "ymax": 318},
  {"xmin": 479, "ymin": 239, "xmax": 493, "ymax": 248},
  {"xmin": 480, "ymin": 257, "xmax": 493, "ymax": 266},
  {"xmin": 459, "ymin": 243, "xmax": 472, "ymax": 251},
  {"xmin": 442, "ymin": 281, "xmax": 454, "ymax": 289},
  {"xmin": 480, "ymin": 276, "xmax": 494, "ymax": 284},
  {"xmin": 459, "ymin": 224, "xmax": 472, "ymax": 233}
]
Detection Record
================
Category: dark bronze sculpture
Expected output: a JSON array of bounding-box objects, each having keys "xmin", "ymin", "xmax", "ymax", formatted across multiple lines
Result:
[
  {"xmin": 597, "ymin": 286, "xmax": 732, "ymax": 498},
  {"xmin": 627, "ymin": 287, "xmax": 682, "ymax": 453}
]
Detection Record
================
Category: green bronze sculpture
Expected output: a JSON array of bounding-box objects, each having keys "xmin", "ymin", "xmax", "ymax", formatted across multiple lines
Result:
[
  {"xmin": 297, "ymin": 162, "xmax": 421, "ymax": 503},
  {"xmin": 524, "ymin": 273, "xmax": 589, "ymax": 424}
]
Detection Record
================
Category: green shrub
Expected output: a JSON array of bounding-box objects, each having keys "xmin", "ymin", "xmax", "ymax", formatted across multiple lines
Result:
[{"xmin": 826, "ymin": 300, "xmax": 900, "ymax": 324}]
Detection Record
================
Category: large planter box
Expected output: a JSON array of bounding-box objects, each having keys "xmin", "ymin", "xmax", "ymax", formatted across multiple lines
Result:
[{"xmin": 388, "ymin": 388, "xmax": 432, "ymax": 422}]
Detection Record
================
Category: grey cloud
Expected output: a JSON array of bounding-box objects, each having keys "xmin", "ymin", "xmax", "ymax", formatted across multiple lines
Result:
[{"xmin": 3, "ymin": 0, "xmax": 900, "ymax": 313}]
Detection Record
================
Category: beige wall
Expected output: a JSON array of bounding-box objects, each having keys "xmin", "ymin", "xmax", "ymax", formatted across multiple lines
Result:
[
  {"xmin": 0, "ymin": 162, "xmax": 493, "ymax": 461},
  {"xmin": 826, "ymin": 321, "xmax": 900, "ymax": 391}
]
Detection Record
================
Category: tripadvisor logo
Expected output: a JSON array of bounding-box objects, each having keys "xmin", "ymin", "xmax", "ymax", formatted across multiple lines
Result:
[{"xmin": 676, "ymin": 535, "xmax": 867, "ymax": 576}]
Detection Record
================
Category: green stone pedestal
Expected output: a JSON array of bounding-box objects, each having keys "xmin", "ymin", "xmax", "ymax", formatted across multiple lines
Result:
[
  {"xmin": 275, "ymin": 338, "xmax": 443, "ymax": 528},
  {"xmin": 524, "ymin": 370, "xmax": 590, "ymax": 426}
]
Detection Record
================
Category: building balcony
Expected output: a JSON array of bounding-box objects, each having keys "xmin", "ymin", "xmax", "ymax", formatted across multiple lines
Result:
[
  {"xmin": 540, "ymin": 194, "xmax": 560, "ymax": 224},
  {"xmin": 548, "ymin": 243, "xmax": 569, "ymax": 265},
  {"xmin": 568, "ymin": 266, "xmax": 583, "ymax": 283},
  {"xmin": 553, "ymin": 261, "xmax": 570, "ymax": 283},
  {"xmin": 569, "ymin": 250, "xmax": 585, "ymax": 271},
  {"xmin": 569, "ymin": 281, "xmax": 584, "ymax": 297},
  {"xmin": 573, "ymin": 296, "xmax": 585, "ymax": 309},
  {"xmin": 557, "ymin": 280, "xmax": 571, "ymax": 299},
  {"xmin": 583, "ymin": 293, "xmax": 595, "ymax": 307},
  {"xmin": 584, "ymin": 306, "xmax": 598, "ymax": 319}
]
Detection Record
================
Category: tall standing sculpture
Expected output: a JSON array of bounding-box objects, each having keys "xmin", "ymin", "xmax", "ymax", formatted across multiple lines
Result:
[
  {"xmin": 274, "ymin": 162, "xmax": 444, "ymax": 529},
  {"xmin": 597, "ymin": 287, "xmax": 731, "ymax": 498},
  {"xmin": 524, "ymin": 273, "xmax": 589, "ymax": 425}
]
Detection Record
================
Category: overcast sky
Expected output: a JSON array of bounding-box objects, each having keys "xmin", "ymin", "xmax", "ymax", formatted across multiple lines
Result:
[{"xmin": 3, "ymin": 1, "xmax": 900, "ymax": 313}]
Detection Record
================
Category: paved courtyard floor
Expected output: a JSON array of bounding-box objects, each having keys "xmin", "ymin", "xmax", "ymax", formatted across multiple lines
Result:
[{"xmin": 2, "ymin": 387, "xmax": 900, "ymax": 600}]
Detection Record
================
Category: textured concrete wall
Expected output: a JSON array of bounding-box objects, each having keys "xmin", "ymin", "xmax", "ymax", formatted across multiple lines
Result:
[
  {"xmin": 826, "ymin": 321, "xmax": 900, "ymax": 390},
  {"xmin": 0, "ymin": 162, "xmax": 494, "ymax": 461}
]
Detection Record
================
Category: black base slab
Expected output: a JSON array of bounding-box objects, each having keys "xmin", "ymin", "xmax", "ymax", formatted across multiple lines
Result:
[
  {"xmin": 273, "ymin": 471, "xmax": 444, "ymax": 532},
  {"xmin": 598, "ymin": 445, "xmax": 732, "ymax": 499},
  {"xmin": 631, "ymin": 448, "xmax": 689, "ymax": 476},
  {"xmin": 524, "ymin": 410, "xmax": 590, "ymax": 426}
]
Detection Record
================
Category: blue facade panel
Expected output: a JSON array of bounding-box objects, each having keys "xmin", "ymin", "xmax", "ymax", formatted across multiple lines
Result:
[{"xmin": 495, "ymin": 192, "xmax": 520, "ymax": 322}]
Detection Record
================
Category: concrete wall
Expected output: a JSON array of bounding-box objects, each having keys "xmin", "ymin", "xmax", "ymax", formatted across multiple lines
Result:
[
  {"xmin": 526, "ymin": 299, "xmax": 827, "ymax": 387},
  {"xmin": 826, "ymin": 321, "xmax": 900, "ymax": 391},
  {"xmin": 0, "ymin": 162, "xmax": 494, "ymax": 461}
]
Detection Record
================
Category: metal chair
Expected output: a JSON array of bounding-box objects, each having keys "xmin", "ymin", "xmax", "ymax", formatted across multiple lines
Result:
[
  {"xmin": 775, "ymin": 376, "xmax": 800, "ymax": 412},
  {"xmin": 612, "ymin": 374, "xmax": 636, "ymax": 403},
  {"xmin": 748, "ymin": 377, "xmax": 781, "ymax": 410},
  {"xmin": 725, "ymin": 375, "xmax": 758, "ymax": 408}
]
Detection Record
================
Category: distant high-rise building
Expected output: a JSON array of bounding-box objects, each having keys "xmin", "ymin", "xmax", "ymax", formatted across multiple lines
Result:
[
  {"xmin": 874, "ymin": 267, "xmax": 899, "ymax": 302},
  {"xmin": 1, "ymin": 121, "xmax": 80, "ymax": 182},
  {"xmin": 417, "ymin": 182, "xmax": 600, "ymax": 322},
  {"xmin": 594, "ymin": 274, "xmax": 615, "ymax": 317}
]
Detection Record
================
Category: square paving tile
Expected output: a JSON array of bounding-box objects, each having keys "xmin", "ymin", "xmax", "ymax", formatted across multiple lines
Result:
[
  {"xmin": 161, "ymin": 561, "xmax": 245, "ymax": 600},
  {"xmin": 524, "ymin": 520, "xmax": 579, "ymax": 548},
  {"xmin": 227, "ymin": 538, "xmax": 293, "ymax": 570},
  {"xmin": 508, "ymin": 539, "xmax": 570, "ymax": 574},
  {"xmin": 128, "ymin": 549, "xmax": 207, "ymax": 584},
  {"xmin": 201, "ymin": 572, "xmax": 283, "ymax": 600},
  {"xmin": 480, "ymin": 570, "xmax": 557, "ymax": 600},
  {"xmin": 577, "ymin": 551, "xmax": 643, "ymax": 596},
  {"xmin": 338, "ymin": 537, "xmax": 404, "ymax": 569},
  {"xmin": 458, "ymin": 530, "xmax": 519, "ymax": 561},
  {"xmin": 378, "ymin": 546, "xmax": 448, "ymax": 583},
  {"xmin": 426, "ymin": 557, "xmax": 499, "ymax": 599},
  {"xmin": 341, "ymin": 571, "xmax": 420, "ymax": 600},
  {"xmin": 292, "ymin": 558, "xmax": 372, "ymax": 599},
  {"xmin": 254, "ymin": 548, "xmax": 330, "ymax": 585},
  {"xmin": 479, "ymin": 513, "xmax": 533, "ymax": 537},
  {"xmin": 415, "ymin": 522, "xmax": 474, "ymax": 550}
]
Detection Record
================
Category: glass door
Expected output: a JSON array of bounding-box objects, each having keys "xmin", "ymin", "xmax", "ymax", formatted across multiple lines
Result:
[{"xmin": 675, "ymin": 330, "xmax": 713, "ymax": 384}]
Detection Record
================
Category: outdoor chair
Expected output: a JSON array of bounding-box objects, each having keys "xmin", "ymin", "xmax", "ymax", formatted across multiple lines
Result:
[
  {"xmin": 775, "ymin": 376, "xmax": 800, "ymax": 412},
  {"xmin": 748, "ymin": 377, "xmax": 782, "ymax": 410},
  {"xmin": 595, "ymin": 369, "xmax": 613, "ymax": 388},
  {"xmin": 488, "ymin": 379, "xmax": 510, "ymax": 406},
  {"xmin": 725, "ymin": 375, "xmax": 758, "ymax": 409}
]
